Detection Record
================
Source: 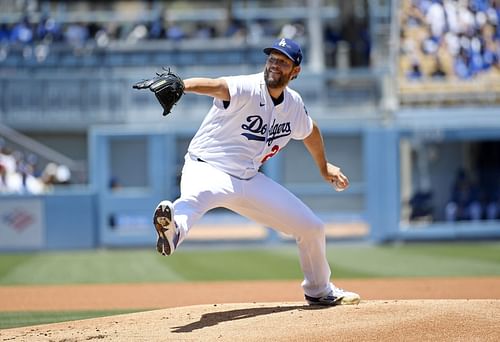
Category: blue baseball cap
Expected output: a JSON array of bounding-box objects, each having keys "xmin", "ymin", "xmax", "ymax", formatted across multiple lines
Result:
[{"xmin": 263, "ymin": 38, "xmax": 303, "ymax": 66}]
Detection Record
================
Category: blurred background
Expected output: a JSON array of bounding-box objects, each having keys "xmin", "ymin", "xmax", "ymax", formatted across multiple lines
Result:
[{"xmin": 0, "ymin": 0, "xmax": 499, "ymax": 251}]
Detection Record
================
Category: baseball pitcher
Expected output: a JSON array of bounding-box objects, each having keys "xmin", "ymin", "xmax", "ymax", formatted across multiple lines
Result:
[{"xmin": 134, "ymin": 37, "xmax": 360, "ymax": 306}]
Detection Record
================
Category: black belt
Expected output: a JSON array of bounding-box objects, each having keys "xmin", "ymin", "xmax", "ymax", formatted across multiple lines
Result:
[{"xmin": 197, "ymin": 158, "xmax": 206, "ymax": 163}]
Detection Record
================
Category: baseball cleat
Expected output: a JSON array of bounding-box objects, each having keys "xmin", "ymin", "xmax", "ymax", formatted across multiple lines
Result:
[
  {"xmin": 305, "ymin": 286, "xmax": 361, "ymax": 306},
  {"xmin": 305, "ymin": 292, "xmax": 343, "ymax": 306},
  {"xmin": 153, "ymin": 200, "xmax": 178, "ymax": 256},
  {"xmin": 331, "ymin": 285, "xmax": 361, "ymax": 305}
]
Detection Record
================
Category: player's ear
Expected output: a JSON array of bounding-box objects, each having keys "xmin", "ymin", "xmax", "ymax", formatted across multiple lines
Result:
[{"xmin": 291, "ymin": 65, "xmax": 301, "ymax": 80}]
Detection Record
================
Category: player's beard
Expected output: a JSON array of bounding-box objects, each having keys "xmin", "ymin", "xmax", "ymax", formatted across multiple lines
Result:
[{"xmin": 264, "ymin": 67, "xmax": 293, "ymax": 89}]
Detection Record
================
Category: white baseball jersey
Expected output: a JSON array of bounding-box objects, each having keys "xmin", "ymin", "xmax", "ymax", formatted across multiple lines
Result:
[
  {"xmin": 173, "ymin": 72, "xmax": 334, "ymax": 299},
  {"xmin": 188, "ymin": 72, "xmax": 313, "ymax": 179}
]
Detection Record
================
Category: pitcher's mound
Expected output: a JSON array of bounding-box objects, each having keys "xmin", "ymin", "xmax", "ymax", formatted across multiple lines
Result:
[{"xmin": 2, "ymin": 300, "xmax": 500, "ymax": 341}]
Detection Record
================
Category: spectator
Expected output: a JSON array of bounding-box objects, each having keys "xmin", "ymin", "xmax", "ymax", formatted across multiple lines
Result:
[
  {"xmin": 407, "ymin": 59, "xmax": 423, "ymax": 79},
  {"xmin": 431, "ymin": 56, "xmax": 447, "ymax": 78},
  {"xmin": 246, "ymin": 20, "xmax": 265, "ymax": 44},
  {"xmin": 406, "ymin": 2, "xmax": 426, "ymax": 27},
  {"xmin": 0, "ymin": 154, "xmax": 23, "ymax": 194},
  {"xmin": 94, "ymin": 26, "xmax": 111, "ymax": 48},
  {"xmin": 341, "ymin": 14, "xmax": 371, "ymax": 67},
  {"xmin": 425, "ymin": 0, "xmax": 447, "ymax": 39},
  {"xmin": 40, "ymin": 162, "xmax": 59, "ymax": 191},
  {"xmin": 64, "ymin": 22, "xmax": 89, "ymax": 50},
  {"xmin": 0, "ymin": 23, "xmax": 10, "ymax": 43},
  {"xmin": 147, "ymin": 16, "xmax": 165, "ymax": 40},
  {"xmin": 324, "ymin": 24, "xmax": 342, "ymax": 67},
  {"xmin": 279, "ymin": 21, "xmax": 306, "ymax": 40},
  {"xmin": 454, "ymin": 47, "xmax": 473, "ymax": 79},
  {"xmin": 0, "ymin": 146, "xmax": 16, "ymax": 174},
  {"xmin": 0, "ymin": 161, "xmax": 21, "ymax": 194},
  {"xmin": 193, "ymin": 22, "xmax": 216, "ymax": 39},
  {"xmin": 127, "ymin": 23, "xmax": 149, "ymax": 43},
  {"xmin": 0, "ymin": 140, "xmax": 72, "ymax": 195},
  {"xmin": 224, "ymin": 18, "xmax": 247, "ymax": 43},
  {"xmin": 18, "ymin": 159, "xmax": 44, "ymax": 194},
  {"xmin": 109, "ymin": 176, "xmax": 122, "ymax": 191},
  {"xmin": 10, "ymin": 16, "xmax": 33, "ymax": 45},
  {"xmin": 445, "ymin": 168, "xmax": 482, "ymax": 222},
  {"xmin": 166, "ymin": 22, "xmax": 185, "ymax": 41},
  {"xmin": 41, "ymin": 162, "xmax": 71, "ymax": 191},
  {"xmin": 36, "ymin": 15, "xmax": 63, "ymax": 43},
  {"xmin": 409, "ymin": 188, "xmax": 434, "ymax": 221},
  {"xmin": 485, "ymin": 186, "xmax": 499, "ymax": 220},
  {"xmin": 0, "ymin": 162, "xmax": 6, "ymax": 192},
  {"xmin": 421, "ymin": 28, "xmax": 440, "ymax": 55},
  {"xmin": 400, "ymin": 0, "xmax": 500, "ymax": 80}
]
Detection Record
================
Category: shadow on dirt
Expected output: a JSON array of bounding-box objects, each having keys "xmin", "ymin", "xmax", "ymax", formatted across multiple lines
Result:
[{"xmin": 171, "ymin": 304, "xmax": 330, "ymax": 333}]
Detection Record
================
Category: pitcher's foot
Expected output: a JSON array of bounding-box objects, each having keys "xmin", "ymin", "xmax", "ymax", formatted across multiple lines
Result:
[
  {"xmin": 305, "ymin": 286, "xmax": 360, "ymax": 306},
  {"xmin": 153, "ymin": 200, "xmax": 178, "ymax": 256}
]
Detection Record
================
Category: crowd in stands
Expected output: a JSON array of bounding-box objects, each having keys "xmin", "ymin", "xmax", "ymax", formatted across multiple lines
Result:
[
  {"xmin": 0, "ymin": 15, "xmax": 289, "ymax": 47},
  {"xmin": 0, "ymin": 12, "xmax": 307, "ymax": 62},
  {"xmin": 0, "ymin": 7, "xmax": 370, "ymax": 68},
  {"xmin": 445, "ymin": 167, "xmax": 500, "ymax": 221},
  {"xmin": 0, "ymin": 138, "xmax": 71, "ymax": 195},
  {"xmin": 399, "ymin": 0, "xmax": 500, "ymax": 80},
  {"xmin": 409, "ymin": 166, "xmax": 500, "ymax": 222}
]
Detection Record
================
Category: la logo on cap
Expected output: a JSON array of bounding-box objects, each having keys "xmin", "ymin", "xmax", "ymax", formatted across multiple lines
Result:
[{"xmin": 279, "ymin": 38, "xmax": 287, "ymax": 47}]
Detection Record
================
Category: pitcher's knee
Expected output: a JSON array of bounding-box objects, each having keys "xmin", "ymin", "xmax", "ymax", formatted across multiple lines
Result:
[
  {"xmin": 296, "ymin": 218, "xmax": 325, "ymax": 241},
  {"xmin": 311, "ymin": 219, "xmax": 325, "ymax": 236}
]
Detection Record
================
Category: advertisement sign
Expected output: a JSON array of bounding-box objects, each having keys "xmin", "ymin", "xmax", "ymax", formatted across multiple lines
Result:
[{"xmin": 0, "ymin": 198, "xmax": 45, "ymax": 248}]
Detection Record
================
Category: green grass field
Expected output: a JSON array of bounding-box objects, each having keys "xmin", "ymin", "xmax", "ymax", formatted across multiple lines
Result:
[
  {"xmin": 2, "ymin": 242, "xmax": 500, "ymax": 285},
  {"xmin": 1, "ymin": 241, "xmax": 500, "ymax": 329}
]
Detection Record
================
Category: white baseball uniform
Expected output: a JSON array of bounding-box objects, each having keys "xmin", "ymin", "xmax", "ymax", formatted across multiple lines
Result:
[{"xmin": 172, "ymin": 72, "xmax": 332, "ymax": 298}]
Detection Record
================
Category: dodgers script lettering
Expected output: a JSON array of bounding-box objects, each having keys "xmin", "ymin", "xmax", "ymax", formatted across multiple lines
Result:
[{"xmin": 241, "ymin": 115, "xmax": 291, "ymax": 145}]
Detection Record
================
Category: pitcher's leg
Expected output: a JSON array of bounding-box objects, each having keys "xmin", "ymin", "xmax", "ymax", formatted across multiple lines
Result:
[
  {"xmin": 172, "ymin": 157, "xmax": 237, "ymax": 246},
  {"xmin": 229, "ymin": 173, "xmax": 332, "ymax": 298}
]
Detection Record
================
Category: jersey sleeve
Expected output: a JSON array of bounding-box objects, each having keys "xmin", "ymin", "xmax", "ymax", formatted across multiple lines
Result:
[
  {"xmin": 292, "ymin": 99, "xmax": 314, "ymax": 140},
  {"xmin": 212, "ymin": 75, "xmax": 251, "ymax": 111}
]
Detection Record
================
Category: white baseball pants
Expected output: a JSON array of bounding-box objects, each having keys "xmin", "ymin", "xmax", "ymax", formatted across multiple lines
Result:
[{"xmin": 172, "ymin": 154, "xmax": 332, "ymax": 298}]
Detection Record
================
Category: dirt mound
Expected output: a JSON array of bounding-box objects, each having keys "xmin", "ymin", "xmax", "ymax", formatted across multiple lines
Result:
[
  {"xmin": 2, "ymin": 300, "xmax": 500, "ymax": 341},
  {"xmin": 3, "ymin": 277, "xmax": 500, "ymax": 312},
  {"xmin": 2, "ymin": 278, "xmax": 500, "ymax": 341}
]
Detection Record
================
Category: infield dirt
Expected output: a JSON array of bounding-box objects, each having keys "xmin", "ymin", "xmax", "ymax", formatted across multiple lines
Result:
[{"xmin": 1, "ymin": 277, "xmax": 500, "ymax": 341}]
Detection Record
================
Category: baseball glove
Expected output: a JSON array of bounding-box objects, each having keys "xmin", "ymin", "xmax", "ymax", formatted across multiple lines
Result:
[{"xmin": 133, "ymin": 67, "xmax": 185, "ymax": 116}]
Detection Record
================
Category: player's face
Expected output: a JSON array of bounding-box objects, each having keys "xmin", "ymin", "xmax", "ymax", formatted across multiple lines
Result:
[{"xmin": 264, "ymin": 52, "xmax": 298, "ymax": 89}]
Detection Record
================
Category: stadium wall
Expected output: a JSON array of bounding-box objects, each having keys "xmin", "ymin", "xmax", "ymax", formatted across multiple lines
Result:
[
  {"xmin": 0, "ymin": 192, "xmax": 97, "ymax": 251},
  {"xmin": 2, "ymin": 112, "xmax": 500, "ymax": 252}
]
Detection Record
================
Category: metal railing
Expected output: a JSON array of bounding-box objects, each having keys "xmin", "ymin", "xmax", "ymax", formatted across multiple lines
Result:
[{"xmin": 0, "ymin": 66, "xmax": 381, "ymax": 131}]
